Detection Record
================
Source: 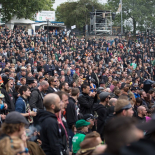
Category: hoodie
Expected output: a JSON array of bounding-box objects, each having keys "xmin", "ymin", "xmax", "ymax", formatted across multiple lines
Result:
[
  {"xmin": 38, "ymin": 110, "xmax": 67, "ymax": 155},
  {"xmin": 93, "ymin": 104, "xmax": 108, "ymax": 139}
]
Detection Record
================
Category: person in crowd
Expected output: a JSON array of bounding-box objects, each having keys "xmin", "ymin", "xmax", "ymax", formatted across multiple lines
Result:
[
  {"xmin": 102, "ymin": 117, "xmax": 144, "ymax": 155},
  {"xmin": 15, "ymin": 86, "xmax": 37, "ymax": 121},
  {"xmin": 139, "ymin": 90, "xmax": 148, "ymax": 107},
  {"xmin": 47, "ymin": 77, "xmax": 58, "ymax": 93},
  {"xmin": 1, "ymin": 76, "xmax": 14, "ymax": 111},
  {"xmin": 38, "ymin": 93, "xmax": 67, "ymax": 155},
  {"xmin": 83, "ymin": 114, "xmax": 95, "ymax": 133},
  {"xmin": 26, "ymin": 77, "xmax": 35, "ymax": 91},
  {"xmin": 77, "ymin": 131, "xmax": 105, "ymax": 155},
  {"xmin": 29, "ymin": 80, "xmax": 49, "ymax": 111},
  {"xmin": 93, "ymin": 92, "xmax": 110, "ymax": 139},
  {"xmin": 72, "ymin": 119, "xmax": 90, "ymax": 155},
  {"xmin": 60, "ymin": 82, "xmax": 69, "ymax": 93},
  {"xmin": 114, "ymin": 99, "xmax": 134, "ymax": 117},
  {"xmin": 0, "ymin": 111, "xmax": 29, "ymax": 155},
  {"xmin": 66, "ymin": 88, "xmax": 79, "ymax": 153},
  {"xmin": 136, "ymin": 106, "xmax": 147, "ymax": 123},
  {"xmin": 78, "ymin": 83, "xmax": 96, "ymax": 115}
]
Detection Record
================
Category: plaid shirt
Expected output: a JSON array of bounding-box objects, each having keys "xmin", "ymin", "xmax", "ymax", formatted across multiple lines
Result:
[{"xmin": 0, "ymin": 62, "xmax": 6, "ymax": 69}]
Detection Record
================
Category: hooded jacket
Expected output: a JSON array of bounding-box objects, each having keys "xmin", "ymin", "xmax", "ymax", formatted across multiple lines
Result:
[
  {"xmin": 38, "ymin": 110, "xmax": 67, "ymax": 155},
  {"xmin": 93, "ymin": 104, "xmax": 108, "ymax": 138},
  {"xmin": 78, "ymin": 93, "xmax": 94, "ymax": 115},
  {"xmin": 66, "ymin": 97, "xmax": 78, "ymax": 129},
  {"xmin": 29, "ymin": 88, "xmax": 43, "ymax": 111}
]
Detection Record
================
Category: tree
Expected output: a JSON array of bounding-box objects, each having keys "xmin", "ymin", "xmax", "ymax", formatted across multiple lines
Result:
[
  {"xmin": 107, "ymin": 0, "xmax": 155, "ymax": 35},
  {"xmin": 56, "ymin": 0, "xmax": 106, "ymax": 30},
  {"xmin": 0, "ymin": 0, "xmax": 55, "ymax": 22}
]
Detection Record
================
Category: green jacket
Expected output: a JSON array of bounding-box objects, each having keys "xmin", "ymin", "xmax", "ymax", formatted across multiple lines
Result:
[{"xmin": 72, "ymin": 133, "xmax": 85, "ymax": 153}]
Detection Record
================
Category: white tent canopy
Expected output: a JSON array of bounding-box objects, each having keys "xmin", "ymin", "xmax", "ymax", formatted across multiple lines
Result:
[{"xmin": 6, "ymin": 16, "xmax": 35, "ymax": 30}]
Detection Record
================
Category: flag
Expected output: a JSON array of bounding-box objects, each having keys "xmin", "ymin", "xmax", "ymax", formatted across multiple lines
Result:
[{"xmin": 117, "ymin": 0, "xmax": 122, "ymax": 13}]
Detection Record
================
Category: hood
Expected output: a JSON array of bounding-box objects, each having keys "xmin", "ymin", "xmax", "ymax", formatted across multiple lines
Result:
[
  {"xmin": 93, "ymin": 103, "xmax": 105, "ymax": 111},
  {"xmin": 38, "ymin": 110, "xmax": 57, "ymax": 123}
]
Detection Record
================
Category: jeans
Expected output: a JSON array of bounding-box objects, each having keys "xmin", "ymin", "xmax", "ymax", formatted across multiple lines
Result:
[{"xmin": 69, "ymin": 129, "xmax": 74, "ymax": 151}]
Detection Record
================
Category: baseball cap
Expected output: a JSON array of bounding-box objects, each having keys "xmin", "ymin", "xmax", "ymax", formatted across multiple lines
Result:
[
  {"xmin": 76, "ymin": 119, "xmax": 90, "ymax": 128},
  {"xmin": 83, "ymin": 114, "xmax": 94, "ymax": 121},
  {"xmin": 97, "ymin": 87, "xmax": 104, "ymax": 94},
  {"xmin": 99, "ymin": 92, "xmax": 110, "ymax": 100},
  {"xmin": 5, "ymin": 111, "xmax": 29, "ymax": 126}
]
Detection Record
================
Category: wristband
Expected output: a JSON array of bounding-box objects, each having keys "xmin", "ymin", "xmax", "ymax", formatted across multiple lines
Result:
[{"xmin": 18, "ymin": 148, "xmax": 29, "ymax": 154}]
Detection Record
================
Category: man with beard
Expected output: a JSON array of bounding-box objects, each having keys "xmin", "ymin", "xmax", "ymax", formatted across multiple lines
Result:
[
  {"xmin": 60, "ymin": 82, "xmax": 69, "ymax": 93},
  {"xmin": 136, "ymin": 106, "xmax": 147, "ymax": 123},
  {"xmin": 38, "ymin": 93, "xmax": 68, "ymax": 155}
]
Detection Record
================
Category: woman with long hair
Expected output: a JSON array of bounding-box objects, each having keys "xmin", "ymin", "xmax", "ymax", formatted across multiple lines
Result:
[{"xmin": 2, "ymin": 76, "xmax": 15, "ymax": 111}]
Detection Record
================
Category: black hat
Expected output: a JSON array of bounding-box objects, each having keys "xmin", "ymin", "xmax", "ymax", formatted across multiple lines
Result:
[
  {"xmin": 26, "ymin": 77, "xmax": 35, "ymax": 84},
  {"xmin": 100, "ymin": 81, "xmax": 105, "ymax": 85},
  {"xmin": 2, "ymin": 76, "xmax": 10, "ymax": 85},
  {"xmin": 5, "ymin": 111, "xmax": 29, "ymax": 126},
  {"xmin": 131, "ymin": 87, "xmax": 138, "ymax": 91},
  {"xmin": 39, "ymin": 76, "xmax": 44, "ymax": 80},
  {"xmin": 83, "ymin": 114, "xmax": 95, "ymax": 121},
  {"xmin": 4, "ymin": 69, "xmax": 10, "ymax": 73}
]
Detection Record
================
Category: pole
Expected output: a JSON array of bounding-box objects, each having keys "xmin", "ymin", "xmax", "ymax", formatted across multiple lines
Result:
[
  {"xmin": 121, "ymin": 0, "xmax": 123, "ymax": 37},
  {"xmin": 47, "ymin": 19, "xmax": 49, "ymax": 63},
  {"xmin": 94, "ymin": 9, "xmax": 96, "ymax": 35}
]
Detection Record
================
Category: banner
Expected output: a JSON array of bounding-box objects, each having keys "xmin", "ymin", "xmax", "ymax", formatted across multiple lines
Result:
[
  {"xmin": 117, "ymin": 0, "xmax": 122, "ymax": 13},
  {"xmin": 36, "ymin": 11, "xmax": 55, "ymax": 21},
  {"xmin": 71, "ymin": 25, "xmax": 76, "ymax": 29}
]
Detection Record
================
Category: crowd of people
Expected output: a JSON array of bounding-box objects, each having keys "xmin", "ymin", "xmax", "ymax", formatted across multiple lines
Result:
[{"xmin": 0, "ymin": 25, "xmax": 155, "ymax": 155}]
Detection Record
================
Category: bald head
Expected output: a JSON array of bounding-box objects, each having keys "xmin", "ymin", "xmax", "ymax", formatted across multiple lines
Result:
[
  {"xmin": 137, "ymin": 106, "xmax": 146, "ymax": 113},
  {"xmin": 109, "ymin": 98, "xmax": 117, "ymax": 107},
  {"xmin": 43, "ymin": 93, "xmax": 60, "ymax": 110}
]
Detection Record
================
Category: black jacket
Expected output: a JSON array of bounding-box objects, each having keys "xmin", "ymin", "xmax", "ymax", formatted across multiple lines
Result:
[
  {"xmin": 38, "ymin": 110, "xmax": 67, "ymax": 155},
  {"xmin": 66, "ymin": 97, "xmax": 78, "ymax": 129},
  {"xmin": 78, "ymin": 93, "xmax": 94, "ymax": 115},
  {"xmin": 46, "ymin": 86, "xmax": 56, "ymax": 94},
  {"xmin": 91, "ymin": 72, "xmax": 99, "ymax": 87},
  {"xmin": 29, "ymin": 88, "xmax": 43, "ymax": 111},
  {"xmin": 93, "ymin": 104, "xmax": 108, "ymax": 138}
]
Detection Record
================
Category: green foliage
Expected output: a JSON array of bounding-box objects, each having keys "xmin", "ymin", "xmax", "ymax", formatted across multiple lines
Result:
[
  {"xmin": 107, "ymin": 0, "xmax": 155, "ymax": 35},
  {"xmin": 0, "ymin": 0, "xmax": 55, "ymax": 22},
  {"xmin": 56, "ymin": 0, "xmax": 107, "ymax": 30}
]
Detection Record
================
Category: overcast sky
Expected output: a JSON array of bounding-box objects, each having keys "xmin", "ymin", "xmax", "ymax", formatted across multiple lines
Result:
[{"xmin": 53, "ymin": 0, "xmax": 107, "ymax": 10}]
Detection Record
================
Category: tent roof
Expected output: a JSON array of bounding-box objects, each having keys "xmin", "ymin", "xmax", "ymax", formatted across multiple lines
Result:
[{"xmin": 7, "ymin": 16, "xmax": 35, "ymax": 24}]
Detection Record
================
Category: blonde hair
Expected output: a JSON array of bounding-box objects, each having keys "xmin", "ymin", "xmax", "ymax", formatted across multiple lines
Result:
[{"xmin": 0, "ymin": 137, "xmax": 24, "ymax": 155}]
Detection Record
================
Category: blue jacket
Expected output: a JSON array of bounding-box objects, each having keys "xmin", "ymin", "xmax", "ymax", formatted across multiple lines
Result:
[
  {"xmin": 134, "ymin": 93, "xmax": 140, "ymax": 99},
  {"xmin": 15, "ymin": 96, "xmax": 26, "ymax": 113}
]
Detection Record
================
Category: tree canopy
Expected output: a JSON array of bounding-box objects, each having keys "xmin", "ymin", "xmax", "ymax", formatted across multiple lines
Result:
[
  {"xmin": 56, "ymin": 0, "xmax": 106, "ymax": 30},
  {"xmin": 0, "ymin": 0, "xmax": 55, "ymax": 22},
  {"xmin": 107, "ymin": 0, "xmax": 155, "ymax": 34}
]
